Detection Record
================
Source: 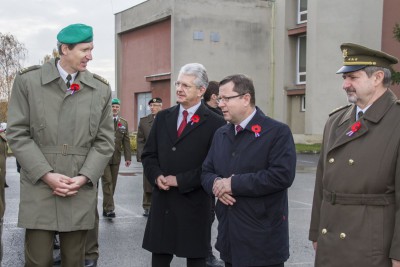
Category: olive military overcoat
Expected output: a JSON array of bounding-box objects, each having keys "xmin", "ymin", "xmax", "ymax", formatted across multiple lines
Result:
[
  {"xmin": 7, "ymin": 58, "xmax": 114, "ymax": 231},
  {"xmin": 309, "ymin": 90, "xmax": 400, "ymax": 267},
  {"xmin": 136, "ymin": 113, "xmax": 154, "ymax": 193}
]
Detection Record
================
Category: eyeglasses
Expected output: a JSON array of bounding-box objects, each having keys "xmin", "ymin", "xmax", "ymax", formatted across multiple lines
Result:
[
  {"xmin": 216, "ymin": 93, "xmax": 246, "ymax": 104},
  {"xmin": 174, "ymin": 81, "xmax": 196, "ymax": 90}
]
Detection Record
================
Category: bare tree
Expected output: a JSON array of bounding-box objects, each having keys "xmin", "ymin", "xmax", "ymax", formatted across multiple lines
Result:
[
  {"xmin": 42, "ymin": 48, "xmax": 59, "ymax": 64},
  {"xmin": 0, "ymin": 32, "xmax": 27, "ymax": 103}
]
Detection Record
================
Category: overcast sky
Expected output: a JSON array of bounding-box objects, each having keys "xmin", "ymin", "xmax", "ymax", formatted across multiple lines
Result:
[{"xmin": 0, "ymin": 0, "xmax": 147, "ymax": 91}]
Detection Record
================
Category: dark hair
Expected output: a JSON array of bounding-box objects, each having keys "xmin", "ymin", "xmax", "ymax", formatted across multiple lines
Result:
[
  {"xmin": 57, "ymin": 41, "xmax": 78, "ymax": 56},
  {"xmin": 203, "ymin": 81, "xmax": 219, "ymax": 102},
  {"xmin": 219, "ymin": 74, "xmax": 255, "ymax": 106}
]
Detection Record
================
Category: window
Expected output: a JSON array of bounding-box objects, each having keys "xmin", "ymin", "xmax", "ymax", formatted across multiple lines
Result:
[
  {"xmin": 297, "ymin": 35, "xmax": 306, "ymax": 84},
  {"xmin": 298, "ymin": 0, "xmax": 308, "ymax": 24},
  {"xmin": 301, "ymin": 95, "xmax": 306, "ymax": 112}
]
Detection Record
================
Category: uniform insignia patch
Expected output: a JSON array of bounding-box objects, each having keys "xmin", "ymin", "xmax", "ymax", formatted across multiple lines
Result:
[
  {"xmin": 19, "ymin": 65, "xmax": 41, "ymax": 75},
  {"xmin": 93, "ymin": 74, "xmax": 109, "ymax": 85}
]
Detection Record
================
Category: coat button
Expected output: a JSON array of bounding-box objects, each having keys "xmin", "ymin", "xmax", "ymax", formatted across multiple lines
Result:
[
  {"xmin": 172, "ymin": 147, "xmax": 176, "ymax": 151},
  {"xmin": 329, "ymin": 158, "xmax": 335, "ymax": 163},
  {"xmin": 321, "ymin": 228, "xmax": 327, "ymax": 235},
  {"xmin": 340, "ymin": 233, "xmax": 346, "ymax": 239},
  {"xmin": 348, "ymin": 159, "xmax": 354, "ymax": 165}
]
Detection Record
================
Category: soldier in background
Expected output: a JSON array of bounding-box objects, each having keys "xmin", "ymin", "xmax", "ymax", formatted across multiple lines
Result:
[
  {"xmin": 102, "ymin": 98, "xmax": 132, "ymax": 218},
  {"xmin": 136, "ymin": 97, "xmax": 163, "ymax": 217}
]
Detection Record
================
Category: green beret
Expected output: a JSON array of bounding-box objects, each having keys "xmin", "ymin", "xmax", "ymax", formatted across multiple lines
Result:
[
  {"xmin": 337, "ymin": 43, "xmax": 398, "ymax": 74},
  {"xmin": 57, "ymin": 23, "xmax": 93, "ymax": 44},
  {"xmin": 112, "ymin": 98, "xmax": 121, "ymax": 105}
]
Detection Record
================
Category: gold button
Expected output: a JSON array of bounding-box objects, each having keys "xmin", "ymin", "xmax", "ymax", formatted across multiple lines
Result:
[
  {"xmin": 348, "ymin": 159, "xmax": 354, "ymax": 165},
  {"xmin": 321, "ymin": 228, "xmax": 327, "ymax": 235},
  {"xmin": 329, "ymin": 158, "xmax": 335, "ymax": 163},
  {"xmin": 340, "ymin": 233, "xmax": 346, "ymax": 239}
]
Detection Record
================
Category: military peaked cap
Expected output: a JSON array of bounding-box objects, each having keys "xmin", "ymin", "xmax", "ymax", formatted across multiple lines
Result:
[
  {"xmin": 148, "ymin": 97, "xmax": 162, "ymax": 105},
  {"xmin": 337, "ymin": 43, "xmax": 398, "ymax": 74}
]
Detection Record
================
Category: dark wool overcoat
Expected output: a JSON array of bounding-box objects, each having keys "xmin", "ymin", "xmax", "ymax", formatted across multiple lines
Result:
[{"xmin": 141, "ymin": 103, "xmax": 225, "ymax": 257}]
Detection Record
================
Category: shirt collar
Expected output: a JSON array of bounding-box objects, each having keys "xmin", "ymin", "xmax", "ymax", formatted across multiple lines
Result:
[
  {"xmin": 57, "ymin": 61, "xmax": 78, "ymax": 83},
  {"xmin": 235, "ymin": 108, "xmax": 256, "ymax": 134},
  {"xmin": 179, "ymin": 101, "xmax": 201, "ymax": 121}
]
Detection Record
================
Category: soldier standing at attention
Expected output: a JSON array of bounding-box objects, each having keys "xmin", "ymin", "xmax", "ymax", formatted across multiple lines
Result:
[
  {"xmin": 136, "ymin": 97, "xmax": 163, "ymax": 217},
  {"xmin": 102, "ymin": 98, "xmax": 132, "ymax": 218},
  {"xmin": 6, "ymin": 23, "xmax": 114, "ymax": 267},
  {"xmin": 309, "ymin": 43, "xmax": 400, "ymax": 267}
]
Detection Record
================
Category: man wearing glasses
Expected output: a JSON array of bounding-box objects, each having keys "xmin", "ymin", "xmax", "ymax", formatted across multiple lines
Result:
[
  {"xmin": 141, "ymin": 63, "xmax": 225, "ymax": 267},
  {"xmin": 201, "ymin": 74, "xmax": 296, "ymax": 267}
]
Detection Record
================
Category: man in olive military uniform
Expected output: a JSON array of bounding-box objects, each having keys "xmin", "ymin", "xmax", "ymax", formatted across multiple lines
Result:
[
  {"xmin": 136, "ymin": 97, "xmax": 163, "ymax": 217},
  {"xmin": 0, "ymin": 123, "xmax": 7, "ymax": 265},
  {"xmin": 6, "ymin": 23, "xmax": 114, "ymax": 267},
  {"xmin": 309, "ymin": 43, "xmax": 400, "ymax": 267},
  {"xmin": 101, "ymin": 98, "xmax": 132, "ymax": 218}
]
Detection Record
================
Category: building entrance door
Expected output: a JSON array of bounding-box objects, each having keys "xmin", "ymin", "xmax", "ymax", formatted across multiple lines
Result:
[{"xmin": 137, "ymin": 92, "xmax": 152, "ymax": 124}]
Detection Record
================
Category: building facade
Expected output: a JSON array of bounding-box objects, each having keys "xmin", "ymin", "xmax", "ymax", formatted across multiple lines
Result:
[{"xmin": 115, "ymin": 0, "xmax": 400, "ymax": 142}]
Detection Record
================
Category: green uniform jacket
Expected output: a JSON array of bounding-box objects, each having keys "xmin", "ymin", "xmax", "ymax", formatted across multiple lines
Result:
[
  {"xmin": 7, "ymin": 58, "xmax": 115, "ymax": 231},
  {"xmin": 0, "ymin": 132, "xmax": 6, "ymax": 219},
  {"xmin": 309, "ymin": 90, "xmax": 400, "ymax": 267},
  {"xmin": 109, "ymin": 117, "xmax": 131, "ymax": 164},
  {"xmin": 136, "ymin": 114, "xmax": 154, "ymax": 162}
]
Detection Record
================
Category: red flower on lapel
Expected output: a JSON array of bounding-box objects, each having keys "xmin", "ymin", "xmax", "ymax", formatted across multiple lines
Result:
[
  {"xmin": 191, "ymin": 114, "xmax": 200, "ymax": 125},
  {"xmin": 118, "ymin": 122, "xmax": 122, "ymax": 128},
  {"xmin": 69, "ymin": 83, "xmax": 80, "ymax": 95},
  {"xmin": 346, "ymin": 121, "xmax": 361, "ymax": 137},
  {"xmin": 251, "ymin": 124, "xmax": 261, "ymax": 138}
]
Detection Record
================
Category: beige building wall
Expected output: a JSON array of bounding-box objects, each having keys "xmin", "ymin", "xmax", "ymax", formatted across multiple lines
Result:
[{"xmin": 305, "ymin": 0, "xmax": 384, "ymax": 140}]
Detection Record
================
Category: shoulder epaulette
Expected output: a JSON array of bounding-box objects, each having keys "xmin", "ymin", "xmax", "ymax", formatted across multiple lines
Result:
[
  {"xmin": 119, "ymin": 117, "xmax": 127, "ymax": 122},
  {"xmin": 19, "ymin": 65, "xmax": 41, "ymax": 75},
  {"xmin": 93, "ymin": 74, "xmax": 109, "ymax": 85},
  {"xmin": 329, "ymin": 104, "xmax": 351, "ymax": 116}
]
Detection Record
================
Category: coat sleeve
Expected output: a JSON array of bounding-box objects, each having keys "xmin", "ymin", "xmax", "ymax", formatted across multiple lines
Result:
[
  {"xmin": 142, "ymin": 116, "xmax": 163, "ymax": 186},
  {"xmin": 6, "ymin": 74, "xmax": 54, "ymax": 183},
  {"xmin": 78, "ymin": 87, "xmax": 114, "ymax": 183},
  {"xmin": 123, "ymin": 121, "xmax": 132, "ymax": 161},
  {"xmin": 136, "ymin": 119, "xmax": 145, "ymax": 162},
  {"xmin": 201, "ymin": 132, "xmax": 221, "ymax": 195},
  {"xmin": 231, "ymin": 124, "xmax": 296, "ymax": 197},
  {"xmin": 389, "ymin": 139, "xmax": 400, "ymax": 260}
]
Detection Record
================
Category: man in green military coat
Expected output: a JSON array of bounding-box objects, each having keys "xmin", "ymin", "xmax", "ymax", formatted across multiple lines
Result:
[
  {"xmin": 309, "ymin": 43, "xmax": 400, "ymax": 267},
  {"xmin": 6, "ymin": 23, "xmax": 114, "ymax": 267},
  {"xmin": 101, "ymin": 97, "xmax": 132, "ymax": 218}
]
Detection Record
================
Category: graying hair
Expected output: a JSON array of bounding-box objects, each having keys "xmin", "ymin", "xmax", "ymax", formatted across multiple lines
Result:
[
  {"xmin": 363, "ymin": 66, "xmax": 392, "ymax": 88},
  {"xmin": 179, "ymin": 63, "xmax": 209, "ymax": 89}
]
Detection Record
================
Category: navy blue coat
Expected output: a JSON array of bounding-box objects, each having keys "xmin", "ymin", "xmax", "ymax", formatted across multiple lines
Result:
[
  {"xmin": 201, "ymin": 108, "xmax": 296, "ymax": 266},
  {"xmin": 142, "ymin": 103, "xmax": 225, "ymax": 258}
]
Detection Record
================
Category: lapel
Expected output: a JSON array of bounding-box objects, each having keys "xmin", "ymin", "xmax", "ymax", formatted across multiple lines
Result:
[
  {"xmin": 165, "ymin": 105, "xmax": 181, "ymax": 144},
  {"xmin": 329, "ymin": 90, "xmax": 396, "ymax": 152},
  {"xmin": 178, "ymin": 103, "xmax": 209, "ymax": 140}
]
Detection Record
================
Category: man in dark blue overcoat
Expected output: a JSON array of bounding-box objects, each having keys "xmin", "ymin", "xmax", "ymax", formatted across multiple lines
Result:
[
  {"xmin": 141, "ymin": 63, "xmax": 225, "ymax": 267},
  {"xmin": 201, "ymin": 74, "xmax": 296, "ymax": 267}
]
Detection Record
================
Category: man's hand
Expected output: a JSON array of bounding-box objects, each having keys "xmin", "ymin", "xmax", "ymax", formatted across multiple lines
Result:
[
  {"xmin": 218, "ymin": 193, "xmax": 236, "ymax": 206},
  {"xmin": 156, "ymin": 175, "xmax": 170, "ymax": 191},
  {"xmin": 125, "ymin": 160, "xmax": 131, "ymax": 167},
  {"xmin": 213, "ymin": 177, "xmax": 232, "ymax": 198},
  {"xmin": 392, "ymin": 259, "xmax": 400, "ymax": 267},
  {"xmin": 164, "ymin": 175, "xmax": 178, "ymax": 187},
  {"xmin": 42, "ymin": 172, "xmax": 78, "ymax": 197}
]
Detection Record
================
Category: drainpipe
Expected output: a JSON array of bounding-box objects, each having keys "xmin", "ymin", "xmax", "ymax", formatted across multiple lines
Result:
[{"xmin": 268, "ymin": 0, "xmax": 276, "ymax": 118}]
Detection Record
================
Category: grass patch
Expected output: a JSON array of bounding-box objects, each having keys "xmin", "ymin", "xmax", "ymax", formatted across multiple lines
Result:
[{"xmin": 295, "ymin": 143, "xmax": 321, "ymax": 154}]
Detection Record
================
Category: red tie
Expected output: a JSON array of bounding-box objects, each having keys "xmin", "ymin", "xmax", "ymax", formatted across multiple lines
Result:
[
  {"xmin": 177, "ymin": 110, "xmax": 188, "ymax": 137},
  {"xmin": 235, "ymin": 125, "xmax": 243, "ymax": 135}
]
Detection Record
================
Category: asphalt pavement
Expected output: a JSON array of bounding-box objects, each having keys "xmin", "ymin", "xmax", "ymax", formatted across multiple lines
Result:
[{"xmin": 2, "ymin": 153, "xmax": 319, "ymax": 267}]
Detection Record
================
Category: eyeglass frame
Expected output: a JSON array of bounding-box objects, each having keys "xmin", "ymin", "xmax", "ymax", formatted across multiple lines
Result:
[
  {"xmin": 216, "ymin": 93, "xmax": 247, "ymax": 104},
  {"xmin": 174, "ymin": 81, "xmax": 198, "ymax": 90}
]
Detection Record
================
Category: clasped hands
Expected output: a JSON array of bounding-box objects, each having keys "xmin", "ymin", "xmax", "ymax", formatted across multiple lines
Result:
[
  {"xmin": 156, "ymin": 175, "xmax": 178, "ymax": 190},
  {"xmin": 42, "ymin": 172, "xmax": 88, "ymax": 197},
  {"xmin": 213, "ymin": 177, "xmax": 236, "ymax": 206}
]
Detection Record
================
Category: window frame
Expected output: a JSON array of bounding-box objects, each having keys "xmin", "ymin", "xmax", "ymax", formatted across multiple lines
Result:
[
  {"xmin": 296, "ymin": 35, "xmax": 307, "ymax": 85},
  {"xmin": 297, "ymin": 0, "xmax": 308, "ymax": 24}
]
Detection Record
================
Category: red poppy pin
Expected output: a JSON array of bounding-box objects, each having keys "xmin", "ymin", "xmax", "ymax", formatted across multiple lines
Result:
[
  {"xmin": 346, "ymin": 121, "xmax": 361, "ymax": 136},
  {"xmin": 68, "ymin": 83, "xmax": 80, "ymax": 95},
  {"xmin": 191, "ymin": 114, "xmax": 200, "ymax": 125},
  {"xmin": 118, "ymin": 122, "xmax": 122, "ymax": 128},
  {"xmin": 251, "ymin": 124, "xmax": 261, "ymax": 138}
]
